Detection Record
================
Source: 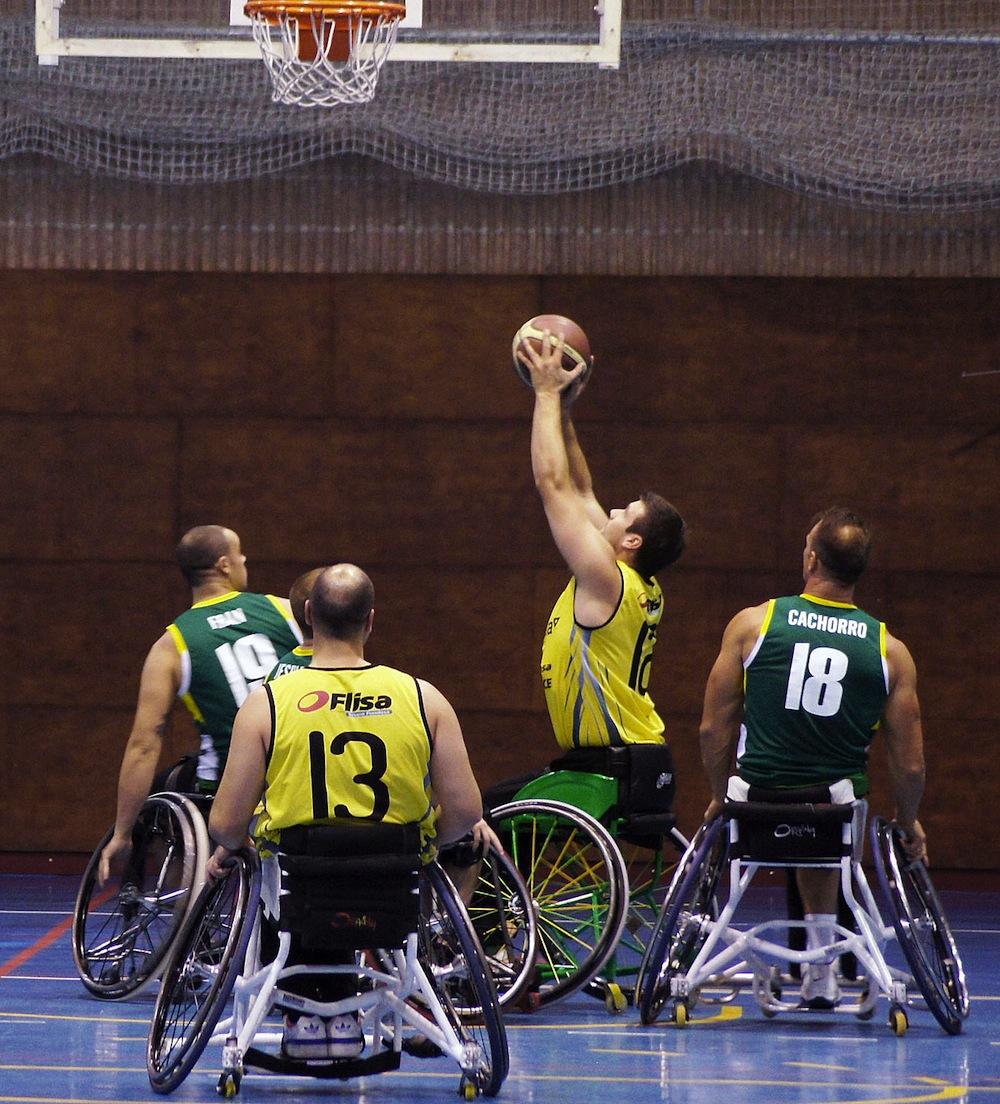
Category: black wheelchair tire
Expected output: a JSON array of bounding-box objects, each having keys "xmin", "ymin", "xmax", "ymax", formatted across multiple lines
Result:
[
  {"xmin": 638, "ymin": 816, "xmax": 727, "ymax": 1026},
  {"xmin": 147, "ymin": 849, "xmax": 260, "ymax": 1094},
  {"xmin": 73, "ymin": 794, "xmax": 206, "ymax": 1000},
  {"xmin": 421, "ymin": 862, "xmax": 509, "ymax": 1097},
  {"xmin": 871, "ymin": 817, "xmax": 969, "ymax": 1035}
]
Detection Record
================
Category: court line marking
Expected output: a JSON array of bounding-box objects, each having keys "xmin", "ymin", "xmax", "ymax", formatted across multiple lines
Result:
[
  {"xmin": 787, "ymin": 1061, "xmax": 856, "ymax": 1071},
  {"xmin": 0, "ymin": 1011, "xmax": 149, "ymax": 1025},
  {"xmin": 0, "ymin": 887, "xmax": 114, "ymax": 978},
  {"xmin": 0, "ymin": 910, "xmax": 77, "ymax": 916},
  {"xmin": 0, "ymin": 976, "xmax": 81, "ymax": 982}
]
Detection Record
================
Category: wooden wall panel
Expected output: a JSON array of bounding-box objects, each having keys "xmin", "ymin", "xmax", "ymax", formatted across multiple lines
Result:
[
  {"xmin": 0, "ymin": 416, "xmax": 178, "ymax": 560},
  {"xmin": 886, "ymin": 575, "xmax": 1000, "ymax": 721},
  {"xmin": 0, "ymin": 564, "xmax": 180, "ymax": 707},
  {"xmin": 548, "ymin": 278, "xmax": 995, "ymax": 427},
  {"xmin": 0, "ymin": 272, "xmax": 996, "ymax": 868},
  {"xmin": 333, "ymin": 277, "xmax": 541, "ymax": 421},
  {"xmin": 782, "ymin": 427, "xmax": 999, "ymax": 573}
]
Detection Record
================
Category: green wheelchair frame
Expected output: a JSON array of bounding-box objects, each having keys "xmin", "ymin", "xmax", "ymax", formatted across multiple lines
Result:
[{"xmin": 489, "ymin": 767, "xmax": 687, "ymax": 1010}]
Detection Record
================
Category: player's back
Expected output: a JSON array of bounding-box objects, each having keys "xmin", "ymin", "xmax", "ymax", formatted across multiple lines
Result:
[
  {"xmin": 739, "ymin": 593, "xmax": 888, "ymax": 793},
  {"xmin": 258, "ymin": 663, "xmax": 436, "ymax": 855},
  {"xmin": 167, "ymin": 590, "xmax": 301, "ymax": 787}
]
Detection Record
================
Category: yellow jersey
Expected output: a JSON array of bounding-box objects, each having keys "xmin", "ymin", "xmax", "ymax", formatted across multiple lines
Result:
[
  {"xmin": 256, "ymin": 664, "xmax": 437, "ymax": 859},
  {"xmin": 541, "ymin": 563, "xmax": 665, "ymax": 749}
]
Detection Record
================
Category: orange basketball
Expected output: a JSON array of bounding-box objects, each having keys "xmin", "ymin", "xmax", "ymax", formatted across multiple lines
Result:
[{"xmin": 512, "ymin": 314, "xmax": 592, "ymax": 388}]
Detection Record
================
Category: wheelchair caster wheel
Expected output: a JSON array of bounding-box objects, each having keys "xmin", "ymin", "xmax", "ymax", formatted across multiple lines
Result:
[
  {"xmin": 217, "ymin": 1070, "xmax": 241, "ymax": 1097},
  {"xmin": 460, "ymin": 1076, "xmax": 479, "ymax": 1100},
  {"xmin": 889, "ymin": 1005, "xmax": 908, "ymax": 1036},
  {"xmin": 605, "ymin": 982, "xmax": 628, "ymax": 1015},
  {"xmin": 670, "ymin": 1000, "xmax": 689, "ymax": 1027}
]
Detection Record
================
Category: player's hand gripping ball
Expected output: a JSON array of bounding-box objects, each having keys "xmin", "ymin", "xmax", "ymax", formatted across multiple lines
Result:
[{"xmin": 512, "ymin": 314, "xmax": 593, "ymax": 389}]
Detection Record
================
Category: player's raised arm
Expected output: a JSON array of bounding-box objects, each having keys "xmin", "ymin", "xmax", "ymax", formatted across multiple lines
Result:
[{"xmin": 518, "ymin": 332, "xmax": 622, "ymax": 614}]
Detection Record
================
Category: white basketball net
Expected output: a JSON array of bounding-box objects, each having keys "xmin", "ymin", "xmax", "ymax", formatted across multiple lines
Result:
[{"xmin": 247, "ymin": 7, "xmax": 402, "ymax": 107}]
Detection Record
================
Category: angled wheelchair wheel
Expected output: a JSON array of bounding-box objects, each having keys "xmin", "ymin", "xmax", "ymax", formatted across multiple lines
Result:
[
  {"xmin": 489, "ymin": 799, "xmax": 628, "ymax": 1007},
  {"xmin": 463, "ymin": 846, "xmax": 538, "ymax": 1010},
  {"xmin": 420, "ymin": 863, "xmax": 509, "ymax": 1097},
  {"xmin": 73, "ymin": 793, "xmax": 208, "ymax": 1000},
  {"xmin": 871, "ymin": 817, "xmax": 969, "ymax": 1035},
  {"xmin": 597, "ymin": 827, "xmax": 687, "ymax": 1002},
  {"xmin": 638, "ymin": 817, "xmax": 727, "ymax": 1026},
  {"xmin": 147, "ymin": 849, "xmax": 260, "ymax": 1094}
]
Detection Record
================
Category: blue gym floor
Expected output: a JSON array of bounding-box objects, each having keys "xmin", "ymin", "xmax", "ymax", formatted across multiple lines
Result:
[{"xmin": 2, "ymin": 873, "xmax": 998, "ymax": 1103}]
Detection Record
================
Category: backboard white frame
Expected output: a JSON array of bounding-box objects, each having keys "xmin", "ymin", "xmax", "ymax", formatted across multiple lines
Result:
[{"xmin": 36, "ymin": 0, "xmax": 622, "ymax": 68}]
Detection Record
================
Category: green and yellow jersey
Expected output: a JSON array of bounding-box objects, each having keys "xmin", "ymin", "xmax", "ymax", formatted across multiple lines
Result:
[
  {"xmin": 167, "ymin": 591, "xmax": 301, "ymax": 789},
  {"xmin": 265, "ymin": 645, "xmax": 314, "ymax": 683},
  {"xmin": 256, "ymin": 664, "xmax": 437, "ymax": 860},
  {"xmin": 541, "ymin": 562, "xmax": 665, "ymax": 749},
  {"xmin": 738, "ymin": 593, "xmax": 889, "ymax": 795}
]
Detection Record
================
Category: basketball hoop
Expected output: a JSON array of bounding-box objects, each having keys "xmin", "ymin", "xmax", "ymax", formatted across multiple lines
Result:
[{"xmin": 244, "ymin": 0, "xmax": 406, "ymax": 107}]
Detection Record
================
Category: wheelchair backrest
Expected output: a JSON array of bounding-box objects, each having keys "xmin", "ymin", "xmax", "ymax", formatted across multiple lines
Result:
[
  {"xmin": 277, "ymin": 820, "xmax": 422, "ymax": 951},
  {"xmin": 724, "ymin": 794, "xmax": 853, "ymax": 863}
]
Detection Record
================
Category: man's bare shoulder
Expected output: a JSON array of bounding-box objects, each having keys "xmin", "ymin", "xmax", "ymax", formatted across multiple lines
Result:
[{"xmin": 727, "ymin": 600, "xmax": 771, "ymax": 639}]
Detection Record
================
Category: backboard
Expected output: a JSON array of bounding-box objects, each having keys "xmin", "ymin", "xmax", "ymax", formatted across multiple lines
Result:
[{"xmin": 35, "ymin": 1, "xmax": 622, "ymax": 68}]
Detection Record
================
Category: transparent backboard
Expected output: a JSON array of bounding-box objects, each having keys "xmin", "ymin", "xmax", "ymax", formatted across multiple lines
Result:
[{"xmin": 36, "ymin": 0, "xmax": 623, "ymax": 66}]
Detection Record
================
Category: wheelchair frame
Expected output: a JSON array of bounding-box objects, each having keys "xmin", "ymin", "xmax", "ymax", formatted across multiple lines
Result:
[
  {"xmin": 638, "ymin": 802, "xmax": 970, "ymax": 1036},
  {"xmin": 146, "ymin": 850, "xmax": 508, "ymax": 1098},
  {"xmin": 486, "ymin": 765, "xmax": 687, "ymax": 1011}
]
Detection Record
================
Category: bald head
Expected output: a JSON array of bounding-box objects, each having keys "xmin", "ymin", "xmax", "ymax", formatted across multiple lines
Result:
[
  {"xmin": 309, "ymin": 564, "xmax": 375, "ymax": 641},
  {"xmin": 808, "ymin": 507, "xmax": 872, "ymax": 585},
  {"xmin": 176, "ymin": 525, "xmax": 236, "ymax": 586}
]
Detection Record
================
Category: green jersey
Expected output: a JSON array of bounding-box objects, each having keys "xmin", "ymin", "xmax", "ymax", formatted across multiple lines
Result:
[
  {"xmin": 167, "ymin": 591, "xmax": 301, "ymax": 788},
  {"xmin": 265, "ymin": 645, "xmax": 314, "ymax": 683},
  {"xmin": 737, "ymin": 593, "xmax": 888, "ymax": 795}
]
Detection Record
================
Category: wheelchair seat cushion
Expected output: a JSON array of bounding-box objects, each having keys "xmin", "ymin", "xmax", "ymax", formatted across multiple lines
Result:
[
  {"xmin": 548, "ymin": 743, "xmax": 676, "ymax": 821},
  {"xmin": 277, "ymin": 821, "xmax": 422, "ymax": 950}
]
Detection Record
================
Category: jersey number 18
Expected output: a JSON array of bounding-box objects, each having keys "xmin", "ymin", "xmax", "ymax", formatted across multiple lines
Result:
[{"xmin": 784, "ymin": 643, "xmax": 849, "ymax": 718}]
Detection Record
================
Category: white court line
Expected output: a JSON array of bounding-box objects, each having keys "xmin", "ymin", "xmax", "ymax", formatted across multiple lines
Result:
[
  {"xmin": 0, "ymin": 975, "xmax": 79, "ymax": 981},
  {"xmin": 0, "ymin": 910, "xmax": 75, "ymax": 916}
]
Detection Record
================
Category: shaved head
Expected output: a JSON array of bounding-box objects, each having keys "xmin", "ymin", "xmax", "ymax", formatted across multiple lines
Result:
[
  {"xmin": 175, "ymin": 525, "xmax": 235, "ymax": 586},
  {"xmin": 309, "ymin": 564, "xmax": 375, "ymax": 641}
]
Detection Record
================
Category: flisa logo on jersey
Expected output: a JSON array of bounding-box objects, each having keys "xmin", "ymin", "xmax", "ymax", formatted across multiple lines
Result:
[{"xmin": 297, "ymin": 691, "xmax": 393, "ymax": 714}]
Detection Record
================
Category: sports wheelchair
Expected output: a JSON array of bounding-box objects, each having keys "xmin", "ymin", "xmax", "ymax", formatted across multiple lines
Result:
[
  {"xmin": 637, "ymin": 782, "xmax": 970, "ymax": 1035},
  {"xmin": 484, "ymin": 743, "xmax": 688, "ymax": 1010},
  {"xmin": 145, "ymin": 820, "xmax": 509, "ymax": 1098},
  {"xmin": 73, "ymin": 791, "xmax": 211, "ymax": 999}
]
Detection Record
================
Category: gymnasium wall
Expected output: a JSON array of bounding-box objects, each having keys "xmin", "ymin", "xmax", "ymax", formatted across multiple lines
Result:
[{"xmin": 0, "ymin": 272, "xmax": 997, "ymax": 868}]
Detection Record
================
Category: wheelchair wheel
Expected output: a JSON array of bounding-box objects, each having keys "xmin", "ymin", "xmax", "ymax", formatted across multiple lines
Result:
[
  {"xmin": 638, "ymin": 817, "xmax": 727, "ymax": 1026},
  {"xmin": 463, "ymin": 846, "xmax": 538, "ymax": 1010},
  {"xmin": 489, "ymin": 799, "xmax": 628, "ymax": 1007},
  {"xmin": 596, "ymin": 828, "xmax": 687, "ymax": 1001},
  {"xmin": 871, "ymin": 817, "xmax": 969, "ymax": 1035},
  {"xmin": 147, "ymin": 849, "xmax": 260, "ymax": 1094},
  {"xmin": 73, "ymin": 793, "xmax": 208, "ymax": 1000},
  {"xmin": 420, "ymin": 862, "xmax": 509, "ymax": 1097}
]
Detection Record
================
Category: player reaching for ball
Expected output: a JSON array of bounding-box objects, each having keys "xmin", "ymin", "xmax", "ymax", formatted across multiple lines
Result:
[{"xmin": 516, "ymin": 324, "xmax": 687, "ymax": 759}]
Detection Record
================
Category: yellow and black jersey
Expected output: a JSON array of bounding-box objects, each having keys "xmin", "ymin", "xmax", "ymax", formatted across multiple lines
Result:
[
  {"xmin": 541, "ymin": 562, "xmax": 665, "ymax": 749},
  {"xmin": 256, "ymin": 664, "xmax": 437, "ymax": 859}
]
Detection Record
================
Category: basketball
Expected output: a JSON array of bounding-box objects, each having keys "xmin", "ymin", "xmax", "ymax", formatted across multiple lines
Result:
[{"xmin": 511, "ymin": 314, "xmax": 592, "ymax": 388}]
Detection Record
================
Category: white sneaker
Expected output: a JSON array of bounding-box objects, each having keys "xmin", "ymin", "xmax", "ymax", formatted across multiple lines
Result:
[
  {"xmin": 800, "ymin": 964, "xmax": 840, "ymax": 1010},
  {"xmin": 327, "ymin": 1012, "xmax": 364, "ymax": 1059},
  {"xmin": 281, "ymin": 1014, "xmax": 331, "ymax": 1059}
]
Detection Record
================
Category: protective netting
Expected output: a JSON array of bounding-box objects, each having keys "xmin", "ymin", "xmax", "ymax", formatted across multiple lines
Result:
[{"xmin": 4, "ymin": 1, "xmax": 1000, "ymax": 207}]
